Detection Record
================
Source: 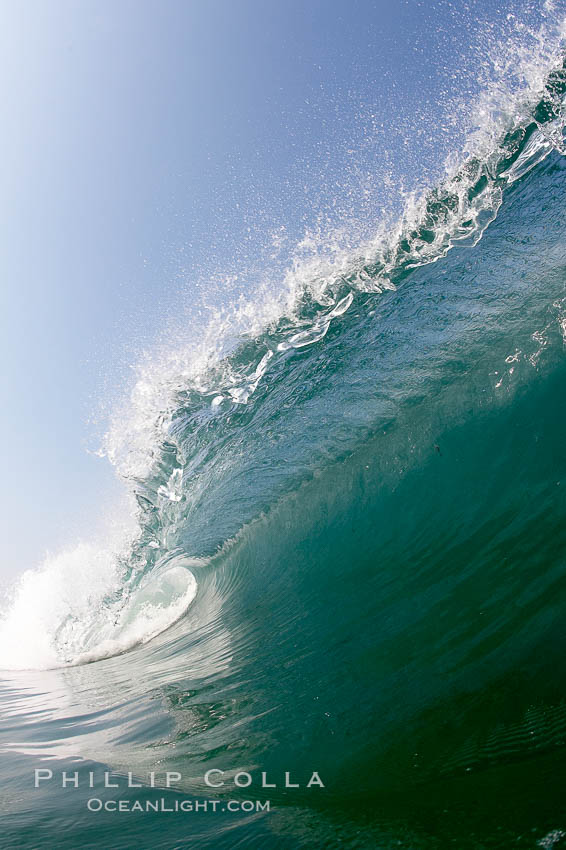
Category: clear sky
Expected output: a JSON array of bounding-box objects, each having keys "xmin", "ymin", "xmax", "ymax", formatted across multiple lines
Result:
[{"xmin": 0, "ymin": 0, "xmax": 523, "ymax": 580}]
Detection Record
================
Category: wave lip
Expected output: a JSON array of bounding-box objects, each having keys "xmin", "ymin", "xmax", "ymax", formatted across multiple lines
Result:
[
  {"xmin": 0, "ymin": 547, "xmax": 199, "ymax": 670},
  {"xmin": 70, "ymin": 562, "xmax": 198, "ymax": 666},
  {"xmin": 1, "ymin": 9, "xmax": 566, "ymax": 679},
  {"xmin": 103, "ymin": 29, "xmax": 566, "ymax": 490}
]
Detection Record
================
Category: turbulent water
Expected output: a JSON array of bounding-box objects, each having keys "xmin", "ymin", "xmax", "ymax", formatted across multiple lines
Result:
[{"xmin": 3, "ymin": 7, "xmax": 566, "ymax": 849}]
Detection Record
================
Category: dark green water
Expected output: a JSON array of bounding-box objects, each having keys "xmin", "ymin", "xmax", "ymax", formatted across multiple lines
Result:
[{"xmin": 2, "ymin": 52, "xmax": 566, "ymax": 850}]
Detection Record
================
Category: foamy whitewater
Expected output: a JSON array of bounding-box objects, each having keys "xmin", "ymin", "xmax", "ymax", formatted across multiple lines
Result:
[{"xmin": 2, "ymin": 3, "xmax": 566, "ymax": 848}]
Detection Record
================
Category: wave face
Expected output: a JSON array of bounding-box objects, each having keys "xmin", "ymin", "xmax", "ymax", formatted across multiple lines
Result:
[{"xmin": 3, "ymin": 8, "xmax": 566, "ymax": 850}]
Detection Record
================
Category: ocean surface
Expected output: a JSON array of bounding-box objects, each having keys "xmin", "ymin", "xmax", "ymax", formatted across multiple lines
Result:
[{"xmin": 2, "ymin": 7, "xmax": 566, "ymax": 850}]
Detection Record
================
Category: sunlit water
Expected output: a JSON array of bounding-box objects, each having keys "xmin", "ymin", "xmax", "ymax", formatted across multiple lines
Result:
[{"xmin": 2, "ymin": 5, "xmax": 566, "ymax": 848}]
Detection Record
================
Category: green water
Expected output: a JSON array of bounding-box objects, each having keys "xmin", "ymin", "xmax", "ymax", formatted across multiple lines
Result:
[{"xmin": 2, "ymin": 49, "xmax": 566, "ymax": 850}]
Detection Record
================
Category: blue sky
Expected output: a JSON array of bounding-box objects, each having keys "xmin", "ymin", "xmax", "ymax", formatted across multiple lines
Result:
[{"xmin": 0, "ymin": 0, "xmax": 523, "ymax": 579}]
